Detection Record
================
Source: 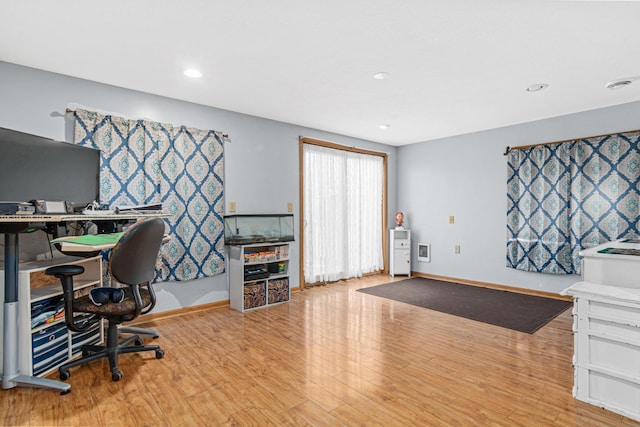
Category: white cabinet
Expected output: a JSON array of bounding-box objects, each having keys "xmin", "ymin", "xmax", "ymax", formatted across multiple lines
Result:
[
  {"xmin": 561, "ymin": 238, "xmax": 640, "ymax": 423},
  {"xmin": 580, "ymin": 239, "xmax": 640, "ymax": 288},
  {"xmin": 0, "ymin": 255, "xmax": 103, "ymax": 378},
  {"xmin": 227, "ymin": 242, "xmax": 291, "ymax": 311},
  {"xmin": 389, "ymin": 229, "xmax": 411, "ymax": 277},
  {"xmin": 564, "ymin": 282, "xmax": 640, "ymax": 423}
]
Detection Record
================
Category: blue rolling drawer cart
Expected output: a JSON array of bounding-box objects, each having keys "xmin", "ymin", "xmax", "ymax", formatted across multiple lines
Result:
[
  {"xmin": 32, "ymin": 322, "xmax": 68, "ymax": 377},
  {"xmin": 0, "ymin": 255, "xmax": 104, "ymax": 378}
]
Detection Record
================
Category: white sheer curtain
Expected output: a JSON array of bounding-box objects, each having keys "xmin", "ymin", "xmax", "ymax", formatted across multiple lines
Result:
[{"xmin": 303, "ymin": 143, "xmax": 384, "ymax": 284}]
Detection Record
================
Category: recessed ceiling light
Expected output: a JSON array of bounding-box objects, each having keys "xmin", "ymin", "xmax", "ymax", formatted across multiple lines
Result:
[
  {"xmin": 184, "ymin": 68, "xmax": 202, "ymax": 78},
  {"xmin": 526, "ymin": 83, "xmax": 548, "ymax": 93},
  {"xmin": 373, "ymin": 72, "xmax": 389, "ymax": 80},
  {"xmin": 378, "ymin": 124, "xmax": 391, "ymax": 130},
  {"xmin": 606, "ymin": 79, "xmax": 633, "ymax": 90}
]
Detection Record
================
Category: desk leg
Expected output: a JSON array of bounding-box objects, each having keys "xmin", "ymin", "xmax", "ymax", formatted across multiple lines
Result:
[{"xmin": 2, "ymin": 232, "xmax": 70, "ymax": 394}]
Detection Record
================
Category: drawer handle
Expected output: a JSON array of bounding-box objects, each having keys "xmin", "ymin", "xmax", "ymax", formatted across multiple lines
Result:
[{"xmin": 48, "ymin": 335, "xmax": 56, "ymax": 342}]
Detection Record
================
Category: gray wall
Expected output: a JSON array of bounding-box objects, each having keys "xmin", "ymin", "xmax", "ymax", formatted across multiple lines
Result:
[
  {"xmin": 3, "ymin": 60, "xmax": 637, "ymax": 301},
  {"xmin": 0, "ymin": 61, "xmax": 398, "ymax": 312},
  {"xmin": 397, "ymin": 101, "xmax": 640, "ymax": 294}
]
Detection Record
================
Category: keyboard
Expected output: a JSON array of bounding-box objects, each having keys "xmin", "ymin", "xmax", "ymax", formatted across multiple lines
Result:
[{"xmin": 82, "ymin": 210, "xmax": 115, "ymax": 215}]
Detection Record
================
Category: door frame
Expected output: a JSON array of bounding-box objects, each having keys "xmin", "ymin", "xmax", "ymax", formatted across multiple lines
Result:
[{"xmin": 298, "ymin": 136, "xmax": 388, "ymax": 289}]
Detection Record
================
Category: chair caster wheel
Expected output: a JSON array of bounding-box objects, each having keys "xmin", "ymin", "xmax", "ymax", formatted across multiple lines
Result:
[
  {"xmin": 134, "ymin": 338, "xmax": 144, "ymax": 346},
  {"xmin": 111, "ymin": 370, "xmax": 123, "ymax": 381},
  {"xmin": 59, "ymin": 369, "xmax": 71, "ymax": 380},
  {"xmin": 155, "ymin": 349, "xmax": 165, "ymax": 359},
  {"xmin": 60, "ymin": 389, "xmax": 71, "ymax": 395}
]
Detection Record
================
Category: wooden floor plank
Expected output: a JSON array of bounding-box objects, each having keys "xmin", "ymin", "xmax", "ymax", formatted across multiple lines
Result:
[{"xmin": 1, "ymin": 274, "xmax": 639, "ymax": 426}]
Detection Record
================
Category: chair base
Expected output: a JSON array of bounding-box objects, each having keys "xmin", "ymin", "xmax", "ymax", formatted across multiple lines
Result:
[
  {"xmin": 60, "ymin": 322, "xmax": 164, "ymax": 382},
  {"xmin": 118, "ymin": 325, "xmax": 160, "ymax": 339}
]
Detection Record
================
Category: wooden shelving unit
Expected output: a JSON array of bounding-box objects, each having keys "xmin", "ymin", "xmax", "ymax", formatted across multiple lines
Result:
[{"xmin": 227, "ymin": 242, "xmax": 291, "ymax": 311}]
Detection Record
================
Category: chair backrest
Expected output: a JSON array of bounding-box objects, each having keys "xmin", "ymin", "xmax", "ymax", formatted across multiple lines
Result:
[{"xmin": 109, "ymin": 218, "xmax": 165, "ymax": 285}]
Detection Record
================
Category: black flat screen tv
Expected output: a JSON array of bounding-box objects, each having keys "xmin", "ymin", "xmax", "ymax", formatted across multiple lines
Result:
[{"xmin": 0, "ymin": 127, "xmax": 100, "ymax": 211}]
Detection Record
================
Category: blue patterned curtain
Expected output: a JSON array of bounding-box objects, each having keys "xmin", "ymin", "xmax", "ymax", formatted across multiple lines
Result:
[
  {"xmin": 73, "ymin": 109, "xmax": 225, "ymax": 282},
  {"xmin": 507, "ymin": 131, "xmax": 640, "ymax": 274}
]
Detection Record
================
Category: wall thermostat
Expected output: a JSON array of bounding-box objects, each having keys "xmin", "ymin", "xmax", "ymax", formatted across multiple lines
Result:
[{"xmin": 418, "ymin": 243, "xmax": 431, "ymax": 262}]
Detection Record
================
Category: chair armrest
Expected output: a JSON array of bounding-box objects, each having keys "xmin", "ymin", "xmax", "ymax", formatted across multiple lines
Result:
[{"xmin": 45, "ymin": 265, "xmax": 99, "ymax": 333}]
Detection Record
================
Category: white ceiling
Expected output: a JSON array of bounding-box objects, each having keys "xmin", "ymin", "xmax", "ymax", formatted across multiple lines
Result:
[{"xmin": 2, "ymin": 1, "xmax": 640, "ymax": 146}]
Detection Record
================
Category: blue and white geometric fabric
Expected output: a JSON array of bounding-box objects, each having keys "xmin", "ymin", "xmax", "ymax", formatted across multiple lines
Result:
[
  {"xmin": 507, "ymin": 131, "xmax": 639, "ymax": 274},
  {"xmin": 74, "ymin": 109, "xmax": 225, "ymax": 282}
]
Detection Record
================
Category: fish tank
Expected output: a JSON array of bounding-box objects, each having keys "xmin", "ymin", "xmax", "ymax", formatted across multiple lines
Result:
[{"xmin": 224, "ymin": 214, "xmax": 294, "ymax": 245}]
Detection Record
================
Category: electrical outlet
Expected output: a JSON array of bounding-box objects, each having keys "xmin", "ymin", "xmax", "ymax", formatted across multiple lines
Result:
[
  {"xmin": 229, "ymin": 201, "xmax": 236, "ymax": 212},
  {"xmin": 449, "ymin": 216, "xmax": 455, "ymax": 224},
  {"xmin": 287, "ymin": 202, "xmax": 293, "ymax": 213},
  {"xmin": 455, "ymin": 244, "xmax": 460, "ymax": 254}
]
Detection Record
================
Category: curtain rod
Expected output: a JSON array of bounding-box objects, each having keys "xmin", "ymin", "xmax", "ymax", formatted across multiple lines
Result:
[
  {"xmin": 65, "ymin": 108, "xmax": 230, "ymax": 141},
  {"xmin": 299, "ymin": 136, "xmax": 389, "ymax": 156},
  {"xmin": 503, "ymin": 127, "xmax": 640, "ymax": 156}
]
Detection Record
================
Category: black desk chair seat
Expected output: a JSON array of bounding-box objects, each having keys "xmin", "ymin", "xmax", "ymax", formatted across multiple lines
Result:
[
  {"xmin": 73, "ymin": 287, "xmax": 153, "ymax": 315},
  {"xmin": 46, "ymin": 218, "xmax": 166, "ymax": 382}
]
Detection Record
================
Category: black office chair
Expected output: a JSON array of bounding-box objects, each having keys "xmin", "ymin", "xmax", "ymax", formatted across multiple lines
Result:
[{"xmin": 45, "ymin": 217, "xmax": 166, "ymax": 382}]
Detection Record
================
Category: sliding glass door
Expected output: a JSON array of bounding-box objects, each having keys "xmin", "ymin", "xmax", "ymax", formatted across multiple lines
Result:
[{"xmin": 300, "ymin": 138, "xmax": 386, "ymax": 286}]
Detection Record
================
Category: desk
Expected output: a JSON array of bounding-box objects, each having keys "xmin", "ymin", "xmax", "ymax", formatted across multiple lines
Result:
[{"xmin": 0, "ymin": 213, "xmax": 167, "ymax": 393}]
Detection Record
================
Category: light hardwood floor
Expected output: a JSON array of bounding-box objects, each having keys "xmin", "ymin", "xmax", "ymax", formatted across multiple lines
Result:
[{"xmin": 2, "ymin": 275, "xmax": 639, "ymax": 426}]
